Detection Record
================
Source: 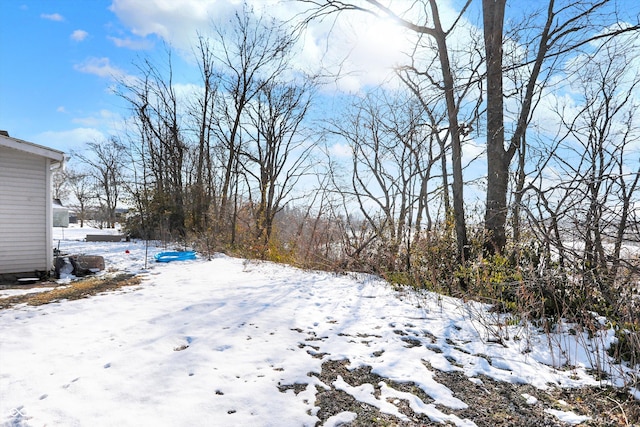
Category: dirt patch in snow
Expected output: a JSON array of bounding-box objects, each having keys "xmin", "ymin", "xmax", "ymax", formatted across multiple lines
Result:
[
  {"xmin": 312, "ymin": 359, "xmax": 639, "ymax": 426},
  {"xmin": 0, "ymin": 274, "xmax": 141, "ymax": 310},
  {"xmin": 432, "ymin": 368, "xmax": 639, "ymax": 426}
]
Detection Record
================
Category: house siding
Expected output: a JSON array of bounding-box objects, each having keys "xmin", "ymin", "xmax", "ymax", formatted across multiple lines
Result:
[{"xmin": 0, "ymin": 146, "xmax": 48, "ymax": 274}]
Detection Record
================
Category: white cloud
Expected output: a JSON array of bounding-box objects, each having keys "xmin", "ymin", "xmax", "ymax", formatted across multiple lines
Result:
[
  {"xmin": 311, "ymin": 13, "xmax": 411, "ymax": 92},
  {"xmin": 36, "ymin": 128, "xmax": 106, "ymax": 153},
  {"xmin": 461, "ymin": 139, "xmax": 486, "ymax": 168},
  {"xmin": 72, "ymin": 109, "xmax": 122, "ymax": 127},
  {"xmin": 329, "ymin": 142, "xmax": 352, "ymax": 158},
  {"xmin": 71, "ymin": 30, "xmax": 89, "ymax": 42},
  {"xmin": 57, "ymin": 106, "xmax": 67, "ymax": 113},
  {"xmin": 109, "ymin": 0, "xmax": 234, "ymax": 51},
  {"xmin": 41, "ymin": 13, "xmax": 64, "ymax": 21},
  {"xmin": 74, "ymin": 57, "xmax": 129, "ymax": 81},
  {"xmin": 108, "ymin": 36, "xmax": 153, "ymax": 50},
  {"xmin": 107, "ymin": 0, "xmax": 431, "ymax": 93}
]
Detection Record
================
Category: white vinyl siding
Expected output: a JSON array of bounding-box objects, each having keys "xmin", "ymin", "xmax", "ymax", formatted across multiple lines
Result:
[{"xmin": 0, "ymin": 146, "xmax": 48, "ymax": 274}]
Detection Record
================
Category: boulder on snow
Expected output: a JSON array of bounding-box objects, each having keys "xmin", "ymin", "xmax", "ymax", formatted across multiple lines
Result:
[{"xmin": 55, "ymin": 255, "xmax": 105, "ymax": 278}]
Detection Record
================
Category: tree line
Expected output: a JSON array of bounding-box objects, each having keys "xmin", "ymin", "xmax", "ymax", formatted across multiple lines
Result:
[{"xmin": 55, "ymin": 1, "xmax": 640, "ymax": 363}]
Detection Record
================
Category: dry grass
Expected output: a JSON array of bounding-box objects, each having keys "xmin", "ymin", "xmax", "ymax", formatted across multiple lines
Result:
[{"xmin": 0, "ymin": 274, "xmax": 142, "ymax": 310}]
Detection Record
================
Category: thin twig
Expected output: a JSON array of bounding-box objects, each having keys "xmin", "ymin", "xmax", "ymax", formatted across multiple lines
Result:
[{"xmin": 606, "ymin": 395, "xmax": 629, "ymax": 427}]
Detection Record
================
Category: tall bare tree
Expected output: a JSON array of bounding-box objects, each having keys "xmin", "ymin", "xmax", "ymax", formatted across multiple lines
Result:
[
  {"xmin": 299, "ymin": 0, "xmax": 477, "ymax": 263},
  {"xmin": 116, "ymin": 47, "xmax": 186, "ymax": 237},
  {"xmin": 482, "ymin": 0, "xmax": 507, "ymax": 254},
  {"xmin": 210, "ymin": 5, "xmax": 300, "ymax": 241},
  {"xmin": 242, "ymin": 78, "xmax": 315, "ymax": 250},
  {"xmin": 482, "ymin": 0, "xmax": 639, "ymax": 254},
  {"xmin": 187, "ymin": 34, "xmax": 220, "ymax": 231}
]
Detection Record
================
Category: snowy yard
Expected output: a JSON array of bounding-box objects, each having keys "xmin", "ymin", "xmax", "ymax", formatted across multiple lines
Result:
[{"xmin": 0, "ymin": 226, "xmax": 638, "ymax": 426}]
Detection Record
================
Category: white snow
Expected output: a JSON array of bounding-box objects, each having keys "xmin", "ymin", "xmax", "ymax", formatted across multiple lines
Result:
[
  {"xmin": 333, "ymin": 376, "xmax": 406, "ymax": 420},
  {"xmin": 544, "ymin": 408, "xmax": 592, "ymax": 425},
  {"xmin": 0, "ymin": 224, "xmax": 637, "ymax": 426},
  {"xmin": 379, "ymin": 382, "xmax": 475, "ymax": 426},
  {"xmin": 521, "ymin": 393, "xmax": 538, "ymax": 405},
  {"xmin": 322, "ymin": 411, "xmax": 356, "ymax": 427}
]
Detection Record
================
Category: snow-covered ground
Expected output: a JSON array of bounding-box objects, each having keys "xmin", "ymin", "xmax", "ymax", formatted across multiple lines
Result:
[{"xmin": 0, "ymin": 225, "xmax": 638, "ymax": 426}]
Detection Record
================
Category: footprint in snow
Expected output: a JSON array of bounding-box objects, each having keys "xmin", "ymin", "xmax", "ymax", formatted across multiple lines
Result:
[{"xmin": 63, "ymin": 377, "xmax": 80, "ymax": 389}]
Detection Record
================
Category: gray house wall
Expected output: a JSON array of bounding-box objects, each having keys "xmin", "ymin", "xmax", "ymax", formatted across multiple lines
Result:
[{"xmin": 0, "ymin": 134, "xmax": 64, "ymax": 279}]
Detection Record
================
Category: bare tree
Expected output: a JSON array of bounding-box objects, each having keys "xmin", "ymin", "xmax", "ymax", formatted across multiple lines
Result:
[
  {"xmin": 483, "ymin": 0, "xmax": 640, "ymax": 254},
  {"xmin": 242, "ymin": 78, "xmax": 315, "ymax": 251},
  {"xmin": 324, "ymin": 88, "xmax": 443, "ymax": 271},
  {"xmin": 116, "ymin": 47, "xmax": 187, "ymax": 237},
  {"xmin": 65, "ymin": 168, "xmax": 94, "ymax": 228},
  {"xmin": 288, "ymin": 171, "xmax": 344, "ymax": 268},
  {"xmin": 299, "ymin": 0, "xmax": 480, "ymax": 263},
  {"xmin": 482, "ymin": 0, "xmax": 507, "ymax": 254},
  {"xmin": 210, "ymin": 5, "xmax": 300, "ymax": 241},
  {"xmin": 524, "ymin": 33, "xmax": 640, "ymax": 316},
  {"xmin": 299, "ymin": 0, "xmax": 640, "ymax": 257},
  {"xmin": 52, "ymin": 168, "xmax": 70, "ymax": 203},
  {"xmin": 74, "ymin": 137, "xmax": 126, "ymax": 228},
  {"xmin": 187, "ymin": 34, "xmax": 220, "ymax": 232}
]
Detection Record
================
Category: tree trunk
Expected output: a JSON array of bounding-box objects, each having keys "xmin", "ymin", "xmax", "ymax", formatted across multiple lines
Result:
[
  {"xmin": 482, "ymin": 0, "xmax": 507, "ymax": 255},
  {"xmin": 430, "ymin": 0, "xmax": 469, "ymax": 263}
]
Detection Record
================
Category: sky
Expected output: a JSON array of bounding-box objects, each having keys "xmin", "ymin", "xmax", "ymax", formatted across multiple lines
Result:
[
  {"xmin": 0, "ymin": 1, "xmax": 137, "ymax": 152},
  {"xmin": 1, "ymin": 0, "xmax": 638, "ymax": 160},
  {"xmin": 0, "ymin": 224, "xmax": 637, "ymax": 425},
  {"xmin": 0, "ymin": 0, "xmax": 416, "ymax": 155}
]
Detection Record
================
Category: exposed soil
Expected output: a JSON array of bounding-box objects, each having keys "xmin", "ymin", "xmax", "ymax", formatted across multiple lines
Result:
[{"xmin": 311, "ymin": 359, "xmax": 640, "ymax": 426}]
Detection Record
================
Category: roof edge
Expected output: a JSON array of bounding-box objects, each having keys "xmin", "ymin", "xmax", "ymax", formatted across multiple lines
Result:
[{"xmin": 0, "ymin": 134, "xmax": 65, "ymax": 163}]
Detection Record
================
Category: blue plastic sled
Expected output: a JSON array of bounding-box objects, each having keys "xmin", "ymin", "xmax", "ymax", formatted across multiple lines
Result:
[{"xmin": 154, "ymin": 251, "xmax": 197, "ymax": 263}]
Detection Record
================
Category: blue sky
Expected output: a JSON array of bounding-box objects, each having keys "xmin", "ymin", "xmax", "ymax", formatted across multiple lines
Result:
[
  {"xmin": 1, "ymin": 0, "xmax": 638, "ymax": 158},
  {"xmin": 0, "ymin": 0, "xmax": 412, "ymax": 155},
  {"xmin": 0, "ymin": 1, "xmax": 139, "ymax": 151}
]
